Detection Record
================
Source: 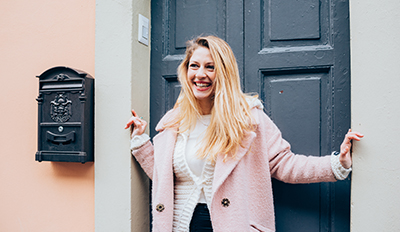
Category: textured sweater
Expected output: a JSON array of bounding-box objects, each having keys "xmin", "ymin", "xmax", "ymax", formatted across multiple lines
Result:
[{"xmin": 172, "ymin": 115, "xmax": 214, "ymax": 231}]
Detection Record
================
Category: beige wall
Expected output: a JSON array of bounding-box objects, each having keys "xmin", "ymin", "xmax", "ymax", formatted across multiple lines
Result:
[
  {"xmin": 350, "ymin": 0, "xmax": 400, "ymax": 231},
  {"xmin": 95, "ymin": 0, "xmax": 150, "ymax": 231},
  {"xmin": 0, "ymin": 1, "xmax": 95, "ymax": 231}
]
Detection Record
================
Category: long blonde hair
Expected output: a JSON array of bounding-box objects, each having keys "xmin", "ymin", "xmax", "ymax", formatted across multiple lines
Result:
[{"xmin": 164, "ymin": 36, "xmax": 256, "ymax": 161}]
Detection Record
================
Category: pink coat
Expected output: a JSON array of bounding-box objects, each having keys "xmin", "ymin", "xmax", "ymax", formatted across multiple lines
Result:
[{"xmin": 131, "ymin": 107, "xmax": 336, "ymax": 232}]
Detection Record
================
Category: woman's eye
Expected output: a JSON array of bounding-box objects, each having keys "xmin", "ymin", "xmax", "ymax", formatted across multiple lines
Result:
[
  {"xmin": 206, "ymin": 65, "xmax": 215, "ymax": 70},
  {"xmin": 189, "ymin": 63, "xmax": 199, "ymax": 68}
]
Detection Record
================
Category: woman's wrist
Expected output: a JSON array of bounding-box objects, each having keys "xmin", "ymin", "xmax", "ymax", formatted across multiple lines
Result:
[
  {"xmin": 130, "ymin": 133, "xmax": 150, "ymax": 150},
  {"xmin": 331, "ymin": 151, "xmax": 352, "ymax": 180}
]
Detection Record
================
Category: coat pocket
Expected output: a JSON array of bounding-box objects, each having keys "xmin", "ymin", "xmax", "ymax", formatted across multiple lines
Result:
[{"xmin": 250, "ymin": 221, "xmax": 274, "ymax": 232}]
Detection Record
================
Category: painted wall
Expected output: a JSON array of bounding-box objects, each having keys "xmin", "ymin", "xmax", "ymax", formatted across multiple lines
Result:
[
  {"xmin": 95, "ymin": 0, "xmax": 151, "ymax": 231},
  {"xmin": 350, "ymin": 0, "xmax": 400, "ymax": 231},
  {"xmin": 0, "ymin": 1, "xmax": 95, "ymax": 231}
]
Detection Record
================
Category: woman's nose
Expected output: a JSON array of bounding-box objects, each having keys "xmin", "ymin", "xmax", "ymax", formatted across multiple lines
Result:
[{"xmin": 195, "ymin": 67, "xmax": 206, "ymax": 78}]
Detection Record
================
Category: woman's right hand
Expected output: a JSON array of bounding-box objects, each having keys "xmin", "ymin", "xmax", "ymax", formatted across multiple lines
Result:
[{"xmin": 125, "ymin": 109, "xmax": 147, "ymax": 138}]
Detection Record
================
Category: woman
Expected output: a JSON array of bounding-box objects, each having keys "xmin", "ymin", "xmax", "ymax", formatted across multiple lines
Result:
[{"xmin": 125, "ymin": 36, "xmax": 363, "ymax": 232}]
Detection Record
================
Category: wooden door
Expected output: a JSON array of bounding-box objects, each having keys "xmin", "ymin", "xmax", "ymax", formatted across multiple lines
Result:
[{"xmin": 150, "ymin": 1, "xmax": 351, "ymax": 231}]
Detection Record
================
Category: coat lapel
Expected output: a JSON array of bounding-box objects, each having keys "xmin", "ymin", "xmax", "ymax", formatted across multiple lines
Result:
[
  {"xmin": 153, "ymin": 107, "xmax": 179, "ymax": 179},
  {"xmin": 153, "ymin": 128, "xmax": 177, "ymax": 175},
  {"xmin": 212, "ymin": 131, "xmax": 257, "ymax": 196}
]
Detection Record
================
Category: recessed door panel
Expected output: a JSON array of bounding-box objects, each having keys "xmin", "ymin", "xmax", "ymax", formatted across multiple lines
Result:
[{"xmin": 270, "ymin": 0, "xmax": 320, "ymax": 40}]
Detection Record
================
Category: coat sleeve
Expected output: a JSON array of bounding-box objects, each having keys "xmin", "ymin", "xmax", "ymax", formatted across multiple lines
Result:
[
  {"xmin": 130, "ymin": 108, "xmax": 179, "ymax": 181},
  {"xmin": 131, "ymin": 141, "xmax": 154, "ymax": 179},
  {"xmin": 256, "ymin": 110, "xmax": 336, "ymax": 184}
]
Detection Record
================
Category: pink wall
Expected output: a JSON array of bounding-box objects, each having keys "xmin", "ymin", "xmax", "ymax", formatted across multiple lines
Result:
[{"xmin": 0, "ymin": 1, "xmax": 95, "ymax": 231}]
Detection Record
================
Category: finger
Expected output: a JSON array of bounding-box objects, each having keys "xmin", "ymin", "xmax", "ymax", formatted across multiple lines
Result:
[
  {"xmin": 347, "ymin": 133, "xmax": 363, "ymax": 141},
  {"xmin": 340, "ymin": 145, "xmax": 348, "ymax": 153},
  {"xmin": 355, "ymin": 132, "xmax": 364, "ymax": 137},
  {"xmin": 125, "ymin": 119, "xmax": 134, "ymax": 129},
  {"xmin": 343, "ymin": 133, "xmax": 351, "ymax": 144},
  {"xmin": 132, "ymin": 117, "xmax": 142, "ymax": 126},
  {"xmin": 125, "ymin": 116, "xmax": 142, "ymax": 129},
  {"xmin": 139, "ymin": 120, "xmax": 147, "ymax": 129},
  {"xmin": 125, "ymin": 116, "xmax": 139, "ymax": 128},
  {"xmin": 131, "ymin": 109, "xmax": 138, "ymax": 117},
  {"xmin": 344, "ymin": 145, "xmax": 350, "ymax": 154},
  {"xmin": 135, "ymin": 119, "xmax": 147, "ymax": 130},
  {"xmin": 347, "ymin": 130, "xmax": 364, "ymax": 137},
  {"xmin": 131, "ymin": 120, "xmax": 147, "ymax": 136},
  {"xmin": 343, "ymin": 130, "xmax": 363, "ymax": 142},
  {"xmin": 350, "ymin": 136, "xmax": 361, "ymax": 141}
]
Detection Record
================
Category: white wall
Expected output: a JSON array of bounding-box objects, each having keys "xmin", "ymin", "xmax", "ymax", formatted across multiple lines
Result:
[
  {"xmin": 95, "ymin": 0, "xmax": 150, "ymax": 231},
  {"xmin": 350, "ymin": 1, "xmax": 400, "ymax": 231}
]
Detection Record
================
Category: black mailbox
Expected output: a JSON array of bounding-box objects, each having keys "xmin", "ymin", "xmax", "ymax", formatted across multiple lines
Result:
[{"xmin": 36, "ymin": 66, "xmax": 94, "ymax": 163}]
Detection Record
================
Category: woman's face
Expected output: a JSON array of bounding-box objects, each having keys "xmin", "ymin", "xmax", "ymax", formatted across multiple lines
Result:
[{"xmin": 187, "ymin": 46, "xmax": 216, "ymax": 113}]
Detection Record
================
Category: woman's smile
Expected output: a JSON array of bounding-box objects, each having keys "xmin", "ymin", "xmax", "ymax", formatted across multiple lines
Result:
[{"xmin": 194, "ymin": 81, "xmax": 212, "ymax": 89}]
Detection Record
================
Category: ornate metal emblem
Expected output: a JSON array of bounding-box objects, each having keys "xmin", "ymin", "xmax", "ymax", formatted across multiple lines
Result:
[
  {"xmin": 50, "ymin": 93, "xmax": 72, "ymax": 122},
  {"xmin": 54, "ymin": 73, "xmax": 70, "ymax": 81}
]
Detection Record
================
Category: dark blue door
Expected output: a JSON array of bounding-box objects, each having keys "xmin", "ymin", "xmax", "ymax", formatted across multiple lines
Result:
[{"xmin": 150, "ymin": 1, "xmax": 351, "ymax": 231}]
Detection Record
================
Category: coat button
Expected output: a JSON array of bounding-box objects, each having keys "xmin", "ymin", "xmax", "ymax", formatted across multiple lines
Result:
[
  {"xmin": 221, "ymin": 198, "xmax": 230, "ymax": 207},
  {"xmin": 156, "ymin": 203, "xmax": 165, "ymax": 212}
]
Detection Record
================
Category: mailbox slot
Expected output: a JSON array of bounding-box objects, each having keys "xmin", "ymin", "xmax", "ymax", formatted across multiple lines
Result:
[
  {"xmin": 41, "ymin": 80, "xmax": 83, "ymax": 90},
  {"xmin": 46, "ymin": 131, "xmax": 75, "ymax": 144}
]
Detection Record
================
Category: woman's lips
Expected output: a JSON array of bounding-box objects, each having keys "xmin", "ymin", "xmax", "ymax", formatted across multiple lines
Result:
[{"xmin": 194, "ymin": 82, "xmax": 212, "ymax": 91}]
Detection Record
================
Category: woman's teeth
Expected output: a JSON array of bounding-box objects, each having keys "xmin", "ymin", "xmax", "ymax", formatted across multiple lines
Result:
[{"xmin": 196, "ymin": 83, "xmax": 211, "ymax": 87}]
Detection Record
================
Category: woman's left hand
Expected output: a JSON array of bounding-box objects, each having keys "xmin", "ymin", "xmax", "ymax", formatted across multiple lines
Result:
[
  {"xmin": 124, "ymin": 109, "xmax": 147, "ymax": 138},
  {"xmin": 339, "ymin": 129, "xmax": 364, "ymax": 169}
]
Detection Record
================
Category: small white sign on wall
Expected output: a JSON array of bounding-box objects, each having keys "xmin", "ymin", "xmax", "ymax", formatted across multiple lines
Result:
[{"xmin": 138, "ymin": 14, "xmax": 149, "ymax": 46}]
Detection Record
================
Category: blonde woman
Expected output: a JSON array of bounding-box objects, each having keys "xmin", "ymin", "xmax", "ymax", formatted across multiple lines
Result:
[{"xmin": 125, "ymin": 36, "xmax": 363, "ymax": 232}]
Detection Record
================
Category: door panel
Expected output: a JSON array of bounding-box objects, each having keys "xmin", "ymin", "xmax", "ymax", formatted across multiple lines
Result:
[
  {"xmin": 270, "ymin": 0, "xmax": 320, "ymax": 40},
  {"xmin": 245, "ymin": 0, "xmax": 350, "ymax": 231},
  {"xmin": 262, "ymin": 68, "xmax": 331, "ymax": 155},
  {"xmin": 175, "ymin": 0, "xmax": 222, "ymax": 48},
  {"xmin": 151, "ymin": 0, "xmax": 350, "ymax": 231}
]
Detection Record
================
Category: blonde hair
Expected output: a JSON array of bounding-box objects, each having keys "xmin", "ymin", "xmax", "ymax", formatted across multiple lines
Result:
[{"xmin": 164, "ymin": 36, "xmax": 256, "ymax": 161}]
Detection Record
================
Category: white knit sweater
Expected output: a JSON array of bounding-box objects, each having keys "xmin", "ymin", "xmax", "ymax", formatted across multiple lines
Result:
[{"xmin": 172, "ymin": 115, "xmax": 214, "ymax": 232}]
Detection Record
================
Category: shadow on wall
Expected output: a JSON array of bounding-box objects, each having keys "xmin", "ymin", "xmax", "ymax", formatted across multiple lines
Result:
[{"xmin": 51, "ymin": 162, "xmax": 94, "ymax": 177}]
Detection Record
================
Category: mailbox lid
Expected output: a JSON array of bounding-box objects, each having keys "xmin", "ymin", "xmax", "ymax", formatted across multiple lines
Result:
[
  {"xmin": 37, "ymin": 66, "xmax": 89, "ymax": 80},
  {"xmin": 37, "ymin": 66, "xmax": 92, "ymax": 92}
]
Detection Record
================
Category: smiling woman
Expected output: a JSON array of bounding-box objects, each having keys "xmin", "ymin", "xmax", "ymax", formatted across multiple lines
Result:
[
  {"xmin": 125, "ymin": 36, "xmax": 363, "ymax": 232},
  {"xmin": 172, "ymin": 37, "xmax": 256, "ymax": 162}
]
